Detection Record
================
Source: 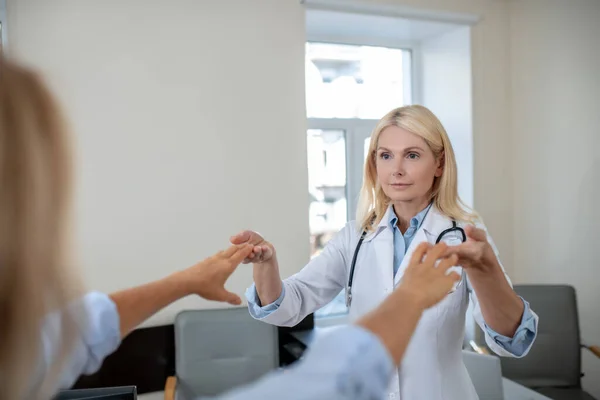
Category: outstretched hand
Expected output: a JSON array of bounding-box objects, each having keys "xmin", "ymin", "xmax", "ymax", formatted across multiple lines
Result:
[
  {"xmin": 397, "ymin": 242, "xmax": 461, "ymax": 309},
  {"xmin": 176, "ymin": 243, "xmax": 253, "ymax": 305}
]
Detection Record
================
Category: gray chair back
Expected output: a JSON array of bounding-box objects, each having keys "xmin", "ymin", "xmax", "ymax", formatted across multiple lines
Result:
[
  {"xmin": 501, "ymin": 284, "xmax": 581, "ymax": 388},
  {"xmin": 174, "ymin": 307, "xmax": 279, "ymax": 397}
]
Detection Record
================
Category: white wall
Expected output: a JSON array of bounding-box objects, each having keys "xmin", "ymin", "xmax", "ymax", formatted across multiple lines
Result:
[
  {"xmin": 419, "ymin": 26, "xmax": 476, "ymax": 345},
  {"xmin": 420, "ymin": 26, "xmax": 473, "ymax": 208},
  {"xmin": 7, "ymin": 0, "xmax": 308, "ymax": 326},
  {"xmin": 508, "ymin": 0, "xmax": 600, "ymax": 397}
]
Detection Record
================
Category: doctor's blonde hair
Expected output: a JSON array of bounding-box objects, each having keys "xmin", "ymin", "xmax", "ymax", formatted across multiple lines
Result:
[
  {"xmin": 357, "ymin": 105, "xmax": 477, "ymax": 233},
  {"xmin": 0, "ymin": 57, "xmax": 82, "ymax": 399}
]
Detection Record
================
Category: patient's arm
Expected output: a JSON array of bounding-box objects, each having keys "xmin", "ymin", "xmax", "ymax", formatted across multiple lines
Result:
[
  {"xmin": 216, "ymin": 325, "xmax": 394, "ymax": 400},
  {"xmin": 110, "ymin": 244, "xmax": 252, "ymax": 337}
]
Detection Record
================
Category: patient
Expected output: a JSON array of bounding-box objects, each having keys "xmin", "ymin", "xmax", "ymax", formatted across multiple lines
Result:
[{"xmin": 0, "ymin": 56, "xmax": 460, "ymax": 400}]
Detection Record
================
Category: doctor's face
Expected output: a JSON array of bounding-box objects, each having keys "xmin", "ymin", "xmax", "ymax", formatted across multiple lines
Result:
[{"xmin": 375, "ymin": 126, "xmax": 443, "ymax": 205}]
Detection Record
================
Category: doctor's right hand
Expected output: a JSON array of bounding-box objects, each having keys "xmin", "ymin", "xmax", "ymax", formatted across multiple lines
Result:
[
  {"xmin": 396, "ymin": 242, "xmax": 461, "ymax": 310},
  {"xmin": 230, "ymin": 230, "xmax": 275, "ymax": 264}
]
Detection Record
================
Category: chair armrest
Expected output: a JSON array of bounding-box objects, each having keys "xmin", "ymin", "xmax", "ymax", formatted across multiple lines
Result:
[
  {"xmin": 583, "ymin": 345, "xmax": 600, "ymax": 359},
  {"xmin": 164, "ymin": 376, "xmax": 177, "ymax": 400}
]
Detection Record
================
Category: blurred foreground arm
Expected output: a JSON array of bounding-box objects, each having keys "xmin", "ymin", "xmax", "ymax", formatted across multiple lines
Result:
[{"xmin": 39, "ymin": 244, "xmax": 252, "ymax": 392}]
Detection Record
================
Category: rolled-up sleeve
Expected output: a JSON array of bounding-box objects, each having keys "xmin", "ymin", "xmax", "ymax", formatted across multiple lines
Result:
[
  {"xmin": 35, "ymin": 292, "xmax": 122, "ymax": 391},
  {"xmin": 481, "ymin": 297, "xmax": 538, "ymax": 357},
  {"xmin": 215, "ymin": 325, "xmax": 394, "ymax": 400},
  {"xmin": 245, "ymin": 284, "xmax": 285, "ymax": 319},
  {"xmin": 468, "ymin": 226, "xmax": 539, "ymax": 358}
]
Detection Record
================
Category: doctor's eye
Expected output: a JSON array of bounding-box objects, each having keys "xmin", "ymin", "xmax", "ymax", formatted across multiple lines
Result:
[{"xmin": 378, "ymin": 152, "xmax": 392, "ymax": 160}]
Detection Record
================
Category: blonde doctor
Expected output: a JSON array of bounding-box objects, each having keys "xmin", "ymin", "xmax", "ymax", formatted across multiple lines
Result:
[{"xmin": 231, "ymin": 105, "xmax": 539, "ymax": 400}]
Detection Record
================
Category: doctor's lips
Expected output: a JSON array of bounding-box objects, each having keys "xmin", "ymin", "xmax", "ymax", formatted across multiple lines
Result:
[{"xmin": 390, "ymin": 183, "xmax": 412, "ymax": 189}]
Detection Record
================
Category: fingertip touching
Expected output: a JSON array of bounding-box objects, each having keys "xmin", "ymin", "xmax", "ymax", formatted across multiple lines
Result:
[{"xmin": 230, "ymin": 230, "xmax": 248, "ymax": 243}]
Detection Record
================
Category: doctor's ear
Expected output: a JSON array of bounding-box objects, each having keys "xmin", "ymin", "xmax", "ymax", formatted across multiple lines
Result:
[{"xmin": 435, "ymin": 152, "xmax": 445, "ymax": 177}]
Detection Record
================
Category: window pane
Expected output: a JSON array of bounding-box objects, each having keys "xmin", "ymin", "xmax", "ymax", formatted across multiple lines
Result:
[
  {"xmin": 307, "ymin": 129, "xmax": 347, "ymax": 257},
  {"xmin": 307, "ymin": 129, "xmax": 349, "ymax": 318},
  {"xmin": 306, "ymin": 42, "xmax": 408, "ymax": 119}
]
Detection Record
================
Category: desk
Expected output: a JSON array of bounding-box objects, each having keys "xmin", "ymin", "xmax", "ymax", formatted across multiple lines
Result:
[{"xmin": 288, "ymin": 328, "xmax": 552, "ymax": 400}]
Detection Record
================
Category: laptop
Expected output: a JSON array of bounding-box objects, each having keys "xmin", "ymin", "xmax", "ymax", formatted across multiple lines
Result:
[
  {"xmin": 462, "ymin": 350, "xmax": 504, "ymax": 400},
  {"xmin": 52, "ymin": 386, "xmax": 137, "ymax": 400}
]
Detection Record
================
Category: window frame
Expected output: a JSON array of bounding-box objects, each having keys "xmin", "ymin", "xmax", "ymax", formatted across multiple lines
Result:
[{"xmin": 305, "ymin": 39, "xmax": 419, "ymax": 326}]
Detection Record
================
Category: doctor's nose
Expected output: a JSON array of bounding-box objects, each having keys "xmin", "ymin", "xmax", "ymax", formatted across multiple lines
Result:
[
  {"xmin": 391, "ymin": 158, "xmax": 406, "ymax": 176},
  {"xmin": 392, "ymin": 162, "xmax": 406, "ymax": 176}
]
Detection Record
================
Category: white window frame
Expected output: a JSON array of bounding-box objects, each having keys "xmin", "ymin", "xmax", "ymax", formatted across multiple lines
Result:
[
  {"xmin": 307, "ymin": 118, "xmax": 376, "ymax": 223},
  {"xmin": 305, "ymin": 38, "xmax": 420, "ymax": 223}
]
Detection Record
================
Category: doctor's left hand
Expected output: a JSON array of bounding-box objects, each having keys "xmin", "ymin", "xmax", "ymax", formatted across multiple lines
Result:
[{"xmin": 442, "ymin": 225, "xmax": 499, "ymax": 274}]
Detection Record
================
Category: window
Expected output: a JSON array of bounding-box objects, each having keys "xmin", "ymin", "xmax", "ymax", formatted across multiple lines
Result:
[
  {"xmin": 305, "ymin": 42, "xmax": 413, "ymax": 322},
  {"xmin": 306, "ymin": 42, "xmax": 412, "ymax": 119}
]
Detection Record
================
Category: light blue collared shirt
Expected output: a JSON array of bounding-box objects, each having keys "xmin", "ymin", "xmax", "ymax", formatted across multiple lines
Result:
[
  {"xmin": 30, "ymin": 292, "xmax": 122, "ymax": 397},
  {"xmin": 41, "ymin": 293, "xmax": 394, "ymax": 400},
  {"xmin": 247, "ymin": 204, "xmax": 537, "ymax": 357},
  {"xmin": 389, "ymin": 203, "xmax": 432, "ymax": 277}
]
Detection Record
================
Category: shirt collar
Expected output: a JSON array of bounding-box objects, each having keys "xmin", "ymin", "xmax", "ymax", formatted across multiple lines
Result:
[{"xmin": 389, "ymin": 202, "xmax": 433, "ymax": 231}]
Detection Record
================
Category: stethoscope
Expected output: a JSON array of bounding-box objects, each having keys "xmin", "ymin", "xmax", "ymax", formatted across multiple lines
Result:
[{"xmin": 345, "ymin": 220, "xmax": 467, "ymax": 308}]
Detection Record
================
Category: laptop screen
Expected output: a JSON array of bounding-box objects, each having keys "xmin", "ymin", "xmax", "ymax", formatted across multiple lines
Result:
[{"xmin": 53, "ymin": 386, "xmax": 136, "ymax": 400}]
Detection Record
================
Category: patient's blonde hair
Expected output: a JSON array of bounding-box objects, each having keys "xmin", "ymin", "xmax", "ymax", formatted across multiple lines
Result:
[
  {"xmin": 0, "ymin": 57, "xmax": 82, "ymax": 399},
  {"xmin": 357, "ymin": 105, "xmax": 477, "ymax": 232}
]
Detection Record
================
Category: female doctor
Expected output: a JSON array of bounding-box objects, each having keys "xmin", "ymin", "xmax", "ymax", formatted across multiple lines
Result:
[{"xmin": 232, "ymin": 105, "xmax": 539, "ymax": 400}]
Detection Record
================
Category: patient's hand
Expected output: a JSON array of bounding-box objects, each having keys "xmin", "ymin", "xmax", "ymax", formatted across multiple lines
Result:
[
  {"xmin": 176, "ymin": 244, "xmax": 253, "ymax": 305},
  {"xmin": 397, "ymin": 242, "xmax": 461, "ymax": 309},
  {"xmin": 230, "ymin": 230, "xmax": 275, "ymax": 264}
]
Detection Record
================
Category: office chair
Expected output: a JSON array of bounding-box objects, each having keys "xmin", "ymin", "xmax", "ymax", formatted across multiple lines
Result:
[
  {"xmin": 499, "ymin": 285, "xmax": 599, "ymax": 400},
  {"xmin": 164, "ymin": 307, "xmax": 279, "ymax": 400}
]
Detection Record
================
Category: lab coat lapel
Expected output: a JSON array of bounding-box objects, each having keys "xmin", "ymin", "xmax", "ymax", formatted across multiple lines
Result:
[
  {"xmin": 365, "ymin": 207, "xmax": 395, "ymax": 286},
  {"xmin": 373, "ymin": 226, "xmax": 394, "ymax": 286},
  {"xmin": 393, "ymin": 207, "xmax": 451, "ymax": 286}
]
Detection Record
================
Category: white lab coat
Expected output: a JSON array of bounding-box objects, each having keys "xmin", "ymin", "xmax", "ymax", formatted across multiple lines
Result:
[{"xmin": 256, "ymin": 206, "xmax": 538, "ymax": 400}]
